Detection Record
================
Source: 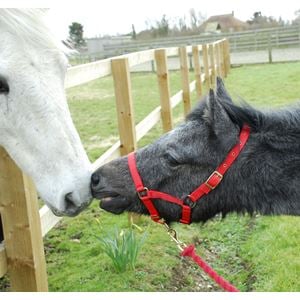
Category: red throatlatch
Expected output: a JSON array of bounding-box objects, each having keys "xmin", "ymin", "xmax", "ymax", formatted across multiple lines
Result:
[{"xmin": 128, "ymin": 124, "xmax": 251, "ymax": 224}]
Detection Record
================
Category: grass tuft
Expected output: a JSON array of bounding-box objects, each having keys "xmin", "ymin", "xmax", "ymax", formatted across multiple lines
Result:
[{"xmin": 98, "ymin": 227, "xmax": 148, "ymax": 273}]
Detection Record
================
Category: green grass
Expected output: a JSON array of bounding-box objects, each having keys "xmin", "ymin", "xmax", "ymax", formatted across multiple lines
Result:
[
  {"xmin": 226, "ymin": 63, "xmax": 300, "ymax": 108},
  {"xmin": 2, "ymin": 62, "xmax": 299, "ymax": 292},
  {"xmin": 241, "ymin": 216, "xmax": 300, "ymax": 291}
]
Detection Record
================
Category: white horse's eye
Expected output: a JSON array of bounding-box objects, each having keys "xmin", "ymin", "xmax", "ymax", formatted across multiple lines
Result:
[{"xmin": 0, "ymin": 76, "xmax": 9, "ymax": 94}]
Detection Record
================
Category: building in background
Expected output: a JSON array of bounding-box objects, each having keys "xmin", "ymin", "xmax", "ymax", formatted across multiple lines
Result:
[{"xmin": 200, "ymin": 12, "xmax": 249, "ymax": 33}]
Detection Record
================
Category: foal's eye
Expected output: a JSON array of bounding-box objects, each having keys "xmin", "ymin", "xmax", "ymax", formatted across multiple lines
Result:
[
  {"xmin": 164, "ymin": 153, "xmax": 180, "ymax": 166},
  {"xmin": 0, "ymin": 76, "xmax": 9, "ymax": 95}
]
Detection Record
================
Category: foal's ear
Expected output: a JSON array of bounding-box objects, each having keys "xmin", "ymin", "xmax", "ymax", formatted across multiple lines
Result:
[
  {"xmin": 216, "ymin": 77, "xmax": 232, "ymax": 103},
  {"xmin": 205, "ymin": 89, "xmax": 238, "ymax": 140}
]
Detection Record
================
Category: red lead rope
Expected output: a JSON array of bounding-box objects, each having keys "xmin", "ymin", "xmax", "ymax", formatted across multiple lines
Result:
[
  {"xmin": 181, "ymin": 245, "xmax": 239, "ymax": 292},
  {"xmin": 128, "ymin": 124, "xmax": 250, "ymax": 292}
]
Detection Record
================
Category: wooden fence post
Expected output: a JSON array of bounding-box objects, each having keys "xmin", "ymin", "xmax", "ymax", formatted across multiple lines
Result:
[
  {"xmin": 215, "ymin": 42, "xmax": 221, "ymax": 77},
  {"xmin": 219, "ymin": 41, "xmax": 225, "ymax": 78},
  {"xmin": 192, "ymin": 45, "xmax": 203, "ymax": 98},
  {"xmin": 179, "ymin": 46, "xmax": 191, "ymax": 116},
  {"xmin": 0, "ymin": 147, "xmax": 48, "ymax": 291},
  {"xmin": 267, "ymin": 34, "xmax": 273, "ymax": 64},
  {"xmin": 111, "ymin": 58, "xmax": 137, "ymax": 155},
  {"xmin": 224, "ymin": 39, "xmax": 231, "ymax": 76},
  {"xmin": 111, "ymin": 58, "xmax": 140, "ymax": 224},
  {"xmin": 209, "ymin": 43, "xmax": 216, "ymax": 88},
  {"xmin": 202, "ymin": 44, "xmax": 210, "ymax": 91},
  {"xmin": 222, "ymin": 41, "xmax": 226, "ymax": 77},
  {"xmin": 155, "ymin": 49, "xmax": 173, "ymax": 132}
]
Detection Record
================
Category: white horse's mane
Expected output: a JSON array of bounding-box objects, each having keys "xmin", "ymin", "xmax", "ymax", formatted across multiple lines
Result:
[{"xmin": 0, "ymin": 8, "xmax": 70, "ymax": 53}]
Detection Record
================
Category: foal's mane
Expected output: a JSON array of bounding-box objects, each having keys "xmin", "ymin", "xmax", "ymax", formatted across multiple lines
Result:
[
  {"xmin": 0, "ymin": 9, "xmax": 69, "ymax": 53},
  {"xmin": 189, "ymin": 93, "xmax": 300, "ymax": 133}
]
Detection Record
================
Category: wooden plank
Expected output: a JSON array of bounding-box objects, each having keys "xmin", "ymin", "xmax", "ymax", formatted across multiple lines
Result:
[
  {"xmin": 192, "ymin": 45, "xmax": 203, "ymax": 98},
  {"xmin": 136, "ymin": 107, "xmax": 161, "ymax": 141},
  {"xmin": 0, "ymin": 147, "xmax": 48, "ymax": 291},
  {"xmin": 65, "ymin": 59, "xmax": 111, "ymax": 88},
  {"xmin": 66, "ymin": 49, "xmax": 156, "ymax": 89},
  {"xmin": 92, "ymin": 141, "xmax": 121, "ymax": 171},
  {"xmin": 165, "ymin": 47, "xmax": 179, "ymax": 57},
  {"xmin": 208, "ymin": 43, "xmax": 216, "ymax": 88},
  {"xmin": 179, "ymin": 47, "xmax": 191, "ymax": 116},
  {"xmin": 155, "ymin": 49, "xmax": 173, "ymax": 132},
  {"xmin": 215, "ymin": 42, "xmax": 221, "ymax": 77},
  {"xmin": 224, "ymin": 39, "xmax": 231, "ymax": 76},
  {"xmin": 111, "ymin": 58, "xmax": 137, "ymax": 156},
  {"xmin": 126, "ymin": 49, "xmax": 154, "ymax": 68},
  {"xmin": 223, "ymin": 40, "xmax": 228, "ymax": 76},
  {"xmin": 39, "ymin": 206, "xmax": 61, "ymax": 237},
  {"xmin": 0, "ymin": 243, "xmax": 7, "ymax": 278},
  {"xmin": 111, "ymin": 57, "xmax": 139, "ymax": 225},
  {"xmin": 202, "ymin": 44, "xmax": 210, "ymax": 90},
  {"xmin": 219, "ymin": 41, "xmax": 225, "ymax": 78}
]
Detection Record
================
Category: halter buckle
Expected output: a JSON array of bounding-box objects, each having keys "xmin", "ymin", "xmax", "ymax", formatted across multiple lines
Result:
[
  {"xmin": 205, "ymin": 171, "xmax": 223, "ymax": 190},
  {"xmin": 137, "ymin": 187, "xmax": 149, "ymax": 199}
]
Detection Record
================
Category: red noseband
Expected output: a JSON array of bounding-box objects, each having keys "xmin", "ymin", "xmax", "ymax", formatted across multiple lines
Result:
[{"xmin": 128, "ymin": 124, "xmax": 251, "ymax": 224}]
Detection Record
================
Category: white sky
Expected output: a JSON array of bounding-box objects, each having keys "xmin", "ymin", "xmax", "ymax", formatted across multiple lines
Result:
[{"xmin": 2, "ymin": 0, "xmax": 300, "ymax": 39}]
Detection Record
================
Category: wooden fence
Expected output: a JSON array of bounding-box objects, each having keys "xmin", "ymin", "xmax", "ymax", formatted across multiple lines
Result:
[
  {"xmin": 0, "ymin": 38, "xmax": 230, "ymax": 291},
  {"xmin": 82, "ymin": 24, "xmax": 300, "ymax": 62}
]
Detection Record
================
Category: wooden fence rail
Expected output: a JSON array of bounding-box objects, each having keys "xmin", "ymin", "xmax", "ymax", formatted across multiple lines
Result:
[{"xmin": 0, "ymin": 38, "xmax": 230, "ymax": 291}]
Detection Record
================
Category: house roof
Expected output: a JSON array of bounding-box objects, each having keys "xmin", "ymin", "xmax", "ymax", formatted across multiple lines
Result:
[{"xmin": 201, "ymin": 13, "xmax": 249, "ymax": 31}]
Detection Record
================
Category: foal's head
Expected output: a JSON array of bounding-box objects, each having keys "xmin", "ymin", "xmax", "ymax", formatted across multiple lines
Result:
[
  {"xmin": 92, "ymin": 78, "xmax": 248, "ymax": 222},
  {"xmin": 0, "ymin": 9, "xmax": 92, "ymax": 216}
]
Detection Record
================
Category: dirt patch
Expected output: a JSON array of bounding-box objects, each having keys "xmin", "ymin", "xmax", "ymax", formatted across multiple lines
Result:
[{"xmin": 166, "ymin": 254, "xmax": 220, "ymax": 292}]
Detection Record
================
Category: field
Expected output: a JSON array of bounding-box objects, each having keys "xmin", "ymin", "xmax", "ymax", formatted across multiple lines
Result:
[{"xmin": 2, "ymin": 62, "xmax": 300, "ymax": 292}]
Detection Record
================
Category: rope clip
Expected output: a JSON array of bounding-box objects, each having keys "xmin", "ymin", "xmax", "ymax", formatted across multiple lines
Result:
[{"xmin": 163, "ymin": 222, "xmax": 187, "ymax": 251}]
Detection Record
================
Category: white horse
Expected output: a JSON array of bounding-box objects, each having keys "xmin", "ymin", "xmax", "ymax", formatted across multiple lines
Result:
[{"xmin": 0, "ymin": 9, "xmax": 92, "ymax": 216}]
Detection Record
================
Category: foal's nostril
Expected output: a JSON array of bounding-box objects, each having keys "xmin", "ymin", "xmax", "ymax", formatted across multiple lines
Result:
[{"xmin": 91, "ymin": 173, "xmax": 100, "ymax": 186}]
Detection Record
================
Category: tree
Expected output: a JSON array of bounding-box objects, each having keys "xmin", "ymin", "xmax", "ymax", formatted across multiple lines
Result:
[
  {"xmin": 189, "ymin": 8, "xmax": 206, "ymax": 32},
  {"xmin": 178, "ymin": 16, "xmax": 188, "ymax": 32},
  {"xmin": 156, "ymin": 14, "xmax": 169, "ymax": 37},
  {"xmin": 68, "ymin": 22, "xmax": 85, "ymax": 49},
  {"xmin": 293, "ymin": 9, "xmax": 300, "ymax": 24},
  {"xmin": 132, "ymin": 24, "xmax": 137, "ymax": 40},
  {"xmin": 190, "ymin": 8, "xmax": 198, "ymax": 30},
  {"xmin": 247, "ymin": 12, "xmax": 285, "ymax": 28}
]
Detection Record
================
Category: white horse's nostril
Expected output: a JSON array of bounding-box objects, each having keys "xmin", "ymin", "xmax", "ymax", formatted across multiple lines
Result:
[
  {"xmin": 63, "ymin": 191, "xmax": 91, "ymax": 216},
  {"xmin": 64, "ymin": 192, "xmax": 80, "ymax": 210}
]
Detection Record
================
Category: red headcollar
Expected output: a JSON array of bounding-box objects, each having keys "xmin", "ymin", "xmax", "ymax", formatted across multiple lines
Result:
[{"xmin": 128, "ymin": 124, "xmax": 251, "ymax": 224}]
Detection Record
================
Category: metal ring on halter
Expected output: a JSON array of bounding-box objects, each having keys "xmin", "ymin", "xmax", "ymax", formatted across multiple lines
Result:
[
  {"xmin": 183, "ymin": 195, "xmax": 197, "ymax": 209},
  {"xmin": 137, "ymin": 187, "xmax": 149, "ymax": 199}
]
